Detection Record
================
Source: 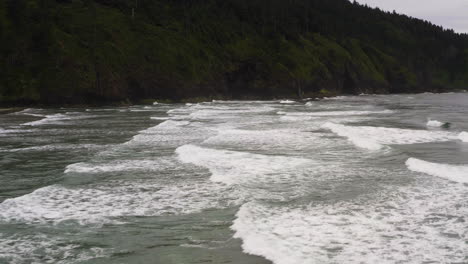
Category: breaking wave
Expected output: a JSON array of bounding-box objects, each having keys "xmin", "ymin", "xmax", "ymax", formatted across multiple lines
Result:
[
  {"xmin": 459, "ymin": 131, "xmax": 468, "ymax": 142},
  {"xmin": 322, "ymin": 122, "xmax": 456, "ymax": 150},
  {"xmin": 176, "ymin": 144, "xmax": 311, "ymax": 185},
  {"xmin": 406, "ymin": 158, "xmax": 468, "ymax": 183}
]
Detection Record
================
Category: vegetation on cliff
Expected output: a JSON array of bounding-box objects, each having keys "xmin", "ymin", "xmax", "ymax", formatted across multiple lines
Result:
[{"xmin": 1, "ymin": 0, "xmax": 468, "ymax": 104}]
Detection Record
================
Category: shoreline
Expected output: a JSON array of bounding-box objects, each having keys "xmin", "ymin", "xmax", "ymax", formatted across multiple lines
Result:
[{"xmin": 1, "ymin": 90, "xmax": 466, "ymax": 111}]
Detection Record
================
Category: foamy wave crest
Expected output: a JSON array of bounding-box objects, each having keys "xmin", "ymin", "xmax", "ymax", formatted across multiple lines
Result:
[
  {"xmin": 426, "ymin": 119, "xmax": 444, "ymax": 127},
  {"xmin": 22, "ymin": 113, "xmax": 71, "ymax": 126},
  {"xmin": 459, "ymin": 131, "xmax": 468, "ymax": 142},
  {"xmin": 0, "ymin": 181, "xmax": 240, "ymax": 225},
  {"xmin": 11, "ymin": 108, "xmax": 44, "ymax": 116},
  {"xmin": 279, "ymin": 100, "xmax": 296, "ymax": 104},
  {"xmin": 150, "ymin": 116, "xmax": 169, "ymax": 120},
  {"xmin": 189, "ymin": 106, "xmax": 275, "ymax": 120},
  {"xmin": 0, "ymin": 128, "xmax": 38, "ymax": 136},
  {"xmin": 278, "ymin": 110, "xmax": 393, "ymax": 117},
  {"xmin": 279, "ymin": 115, "xmax": 317, "ymax": 122},
  {"xmin": 323, "ymin": 96, "xmax": 347, "ymax": 100},
  {"xmin": 128, "ymin": 120, "xmax": 213, "ymax": 147},
  {"xmin": 176, "ymin": 145, "xmax": 311, "ymax": 185},
  {"xmin": 232, "ymin": 190, "xmax": 467, "ymax": 264},
  {"xmin": 406, "ymin": 158, "xmax": 468, "ymax": 183},
  {"xmin": 0, "ymin": 233, "xmax": 108, "ymax": 264},
  {"xmin": 142, "ymin": 120, "xmax": 190, "ymax": 131},
  {"xmin": 6, "ymin": 144, "xmax": 107, "ymax": 153},
  {"xmin": 322, "ymin": 122, "xmax": 455, "ymax": 150},
  {"xmin": 65, "ymin": 159, "xmax": 175, "ymax": 173},
  {"xmin": 202, "ymin": 128, "xmax": 327, "ymax": 151}
]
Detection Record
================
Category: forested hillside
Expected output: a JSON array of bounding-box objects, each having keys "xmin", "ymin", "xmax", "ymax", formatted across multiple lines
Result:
[{"xmin": 1, "ymin": 0, "xmax": 468, "ymax": 105}]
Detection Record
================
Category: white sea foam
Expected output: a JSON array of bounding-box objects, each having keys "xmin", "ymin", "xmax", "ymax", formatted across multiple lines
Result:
[
  {"xmin": 305, "ymin": 102, "xmax": 314, "ymax": 106},
  {"xmin": 278, "ymin": 110, "xmax": 393, "ymax": 117},
  {"xmin": 189, "ymin": 106, "xmax": 275, "ymax": 120},
  {"xmin": 323, "ymin": 96, "xmax": 347, "ymax": 100},
  {"xmin": 22, "ymin": 113, "xmax": 45, "ymax": 117},
  {"xmin": 279, "ymin": 115, "xmax": 317, "ymax": 122},
  {"xmin": 150, "ymin": 116, "xmax": 169, "ymax": 120},
  {"xmin": 153, "ymin": 101, "xmax": 158, "ymax": 105},
  {"xmin": 5, "ymin": 144, "xmax": 107, "ymax": 153},
  {"xmin": 127, "ymin": 120, "xmax": 214, "ymax": 147},
  {"xmin": 22, "ymin": 114, "xmax": 71, "ymax": 126},
  {"xmin": 202, "ymin": 128, "xmax": 328, "ymax": 151},
  {"xmin": 458, "ymin": 131, "xmax": 468, "ymax": 142},
  {"xmin": 0, "ymin": 181, "xmax": 241, "ymax": 225},
  {"xmin": 279, "ymin": 100, "xmax": 296, "ymax": 104},
  {"xmin": 0, "ymin": 233, "xmax": 108, "ymax": 264},
  {"xmin": 65, "ymin": 159, "xmax": 175, "ymax": 173},
  {"xmin": 0, "ymin": 129, "xmax": 41, "ymax": 137},
  {"xmin": 176, "ymin": 144, "xmax": 311, "ymax": 185},
  {"xmin": 11, "ymin": 108, "xmax": 44, "ymax": 116},
  {"xmin": 232, "ymin": 184, "xmax": 468, "ymax": 264},
  {"xmin": 322, "ymin": 122, "xmax": 456, "ymax": 150},
  {"xmin": 426, "ymin": 119, "xmax": 444, "ymax": 127},
  {"xmin": 406, "ymin": 158, "xmax": 468, "ymax": 183}
]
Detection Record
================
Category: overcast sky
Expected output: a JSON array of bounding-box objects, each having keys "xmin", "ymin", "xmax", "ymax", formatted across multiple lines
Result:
[{"xmin": 356, "ymin": 0, "xmax": 468, "ymax": 33}]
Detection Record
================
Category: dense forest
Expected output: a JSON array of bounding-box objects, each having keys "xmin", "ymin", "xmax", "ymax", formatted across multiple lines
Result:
[{"xmin": 1, "ymin": 0, "xmax": 468, "ymax": 105}]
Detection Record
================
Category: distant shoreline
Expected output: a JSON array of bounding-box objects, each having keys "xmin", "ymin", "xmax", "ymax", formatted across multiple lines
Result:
[{"xmin": 1, "ymin": 90, "xmax": 466, "ymax": 111}]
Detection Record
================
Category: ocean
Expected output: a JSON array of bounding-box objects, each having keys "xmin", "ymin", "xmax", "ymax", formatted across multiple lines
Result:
[{"xmin": 0, "ymin": 93, "xmax": 467, "ymax": 264}]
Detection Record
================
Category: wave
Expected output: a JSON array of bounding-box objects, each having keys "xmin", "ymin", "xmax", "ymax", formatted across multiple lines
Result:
[
  {"xmin": 406, "ymin": 158, "xmax": 468, "ymax": 183},
  {"xmin": 20, "ymin": 113, "xmax": 45, "ymax": 117},
  {"xmin": 189, "ymin": 106, "xmax": 275, "ymax": 119},
  {"xmin": 0, "ymin": 128, "xmax": 39, "ymax": 137},
  {"xmin": 459, "ymin": 131, "xmax": 468, "ymax": 142},
  {"xmin": 202, "ymin": 128, "xmax": 328, "ymax": 151},
  {"xmin": 232, "ymin": 186, "xmax": 467, "ymax": 264},
  {"xmin": 143, "ymin": 120, "xmax": 190, "ymax": 130},
  {"xmin": 0, "ymin": 233, "xmax": 108, "ymax": 264},
  {"xmin": 129, "ymin": 109, "xmax": 158, "ymax": 112},
  {"xmin": 4, "ymin": 144, "xmax": 107, "ymax": 153},
  {"xmin": 150, "ymin": 116, "xmax": 169, "ymax": 120},
  {"xmin": 279, "ymin": 100, "xmax": 296, "ymax": 104},
  {"xmin": 176, "ymin": 144, "xmax": 311, "ymax": 185},
  {"xmin": 0, "ymin": 180, "xmax": 241, "ymax": 225},
  {"xmin": 278, "ymin": 110, "xmax": 393, "ymax": 117},
  {"xmin": 22, "ymin": 113, "xmax": 71, "ymax": 126},
  {"xmin": 323, "ymin": 96, "xmax": 347, "ymax": 100},
  {"xmin": 127, "ymin": 120, "xmax": 214, "ymax": 147},
  {"xmin": 65, "ymin": 159, "xmax": 175, "ymax": 173},
  {"xmin": 322, "ymin": 122, "xmax": 456, "ymax": 150},
  {"xmin": 426, "ymin": 119, "xmax": 444, "ymax": 127},
  {"xmin": 279, "ymin": 115, "xmax": 317, "ymax": 122},
  {"xmin": 426, "ymin": 119, "xmax": 451, "ymax": 128},
  {"xmin": 10, "ymin": 108, "xmax": 44, "ymax": 116}
]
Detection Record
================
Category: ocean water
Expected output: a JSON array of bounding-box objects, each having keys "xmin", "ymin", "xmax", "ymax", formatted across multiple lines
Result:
[{"xmin": 0, "ymin": 93, "xmax": 467, "ymax": 264}]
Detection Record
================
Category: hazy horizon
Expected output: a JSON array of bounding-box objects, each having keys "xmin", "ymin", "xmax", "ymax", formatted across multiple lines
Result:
[{"xmin": 356, "ymin": 0, "xmax": 468, "ymax": 33}]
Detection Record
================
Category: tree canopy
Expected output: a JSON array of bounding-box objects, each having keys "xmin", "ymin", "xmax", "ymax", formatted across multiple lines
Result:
[{"xmin": 1, "ymin": 0, "xmax": 467, "ymax": 104}]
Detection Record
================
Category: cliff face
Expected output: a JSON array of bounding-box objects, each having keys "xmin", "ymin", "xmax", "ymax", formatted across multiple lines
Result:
[{"xmin": 1, "ymin": 0, "xmax": 468, "ymax": 105}]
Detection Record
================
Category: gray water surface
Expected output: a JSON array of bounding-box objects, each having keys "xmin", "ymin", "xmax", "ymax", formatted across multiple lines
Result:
[{"xmin": 0, "ymin": 93, "xmax": 467, "ymax": 264}]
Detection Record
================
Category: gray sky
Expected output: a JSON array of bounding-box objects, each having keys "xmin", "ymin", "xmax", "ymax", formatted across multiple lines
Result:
[{"xmin": 356, "ymin": 0, "xmax": 468, "ymax": 33}]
